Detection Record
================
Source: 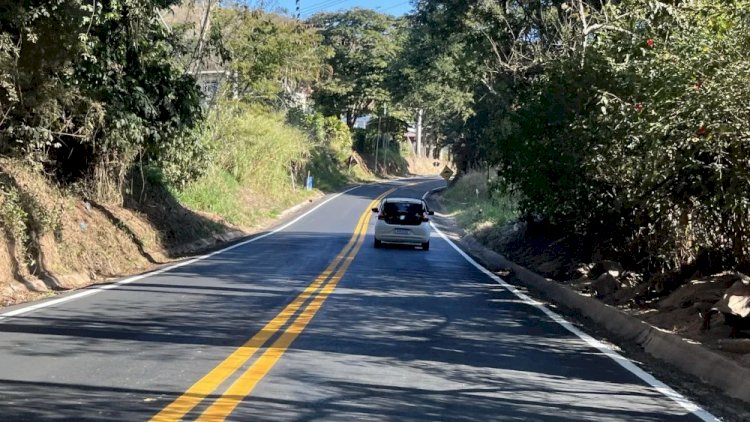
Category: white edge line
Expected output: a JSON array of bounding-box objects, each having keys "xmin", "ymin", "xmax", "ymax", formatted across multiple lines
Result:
[
  {"xmin": 421, "ymin": 186, "xmax": 445, "ymax": 201},
  {"xmin": 429, "ymin": 221, "xmax": 719, "ymax": 422},
  {"xmin": 0, "ymin": 184, "xmax": 366, "ymax": 322}
]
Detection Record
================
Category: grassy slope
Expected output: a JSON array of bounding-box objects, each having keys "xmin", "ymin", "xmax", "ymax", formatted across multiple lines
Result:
[
  {"xmin": 439, "ymin": 171, "xmax": 519, "ymax": 233},
  {"xmin": 174, "ymin": 104, "xmax": 352, "ymax": 228}
]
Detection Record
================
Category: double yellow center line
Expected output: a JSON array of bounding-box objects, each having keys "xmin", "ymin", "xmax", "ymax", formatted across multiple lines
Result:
[{"xmin": 151, "ymin": 188, "xmax": 396, "ymax": 422}]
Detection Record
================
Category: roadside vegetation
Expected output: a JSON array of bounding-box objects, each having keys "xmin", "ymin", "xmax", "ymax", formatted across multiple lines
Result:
[
  {"xmin": 407, "ymin": 0, "xmax": 750, "ymax": 351},
  {"xmin": 403, "ymin": 1, "xmax": 750, "ymax": 291},
  {"xmin": 440, "ymin": 171, "xmax": 518, "ymax": 234},
  {"xmin": 175, "ymin": 103, "xmax": 328, "ymax": 227},
  {"xmin": 0, "ymin": 1, "xmax": 433, "ymax": 304}
]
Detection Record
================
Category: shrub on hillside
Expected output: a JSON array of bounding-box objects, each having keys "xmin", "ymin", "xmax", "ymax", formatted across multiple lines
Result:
[
  {"xmin": 488, "ymin": 1, "xmax": 750, "ymax": 271},
  {"xmin": 288, "ymin": 109, "xmax": 354, "ymax": 164},
  {"xmin": 0, "ymin": 1, "xmax": 203, "ymax": 193},
  {"xmin": 203, "ymin": 102, "xmax": 310, "ymax": 190},
  {"xmin": 175, "ymin": 102, "xmax": 348, "ymax": 225}
]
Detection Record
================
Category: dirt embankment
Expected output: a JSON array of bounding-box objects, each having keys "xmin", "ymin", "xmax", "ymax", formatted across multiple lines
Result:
[
  {"xmin": 465, "ymin": 216, "xmax": 750, "ymax": 370},
  {"xmin": 356, "ymin": 151, "xmax": 444, "ymax": 177},
  {"xmin": 0, "ymin": 159, "xmax": 242, "ymax": 307}
]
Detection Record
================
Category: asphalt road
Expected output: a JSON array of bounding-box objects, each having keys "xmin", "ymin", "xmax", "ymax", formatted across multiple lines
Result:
[{"xmin": 0, "ymin": 178, "xmax": 717, "ymax": 421}]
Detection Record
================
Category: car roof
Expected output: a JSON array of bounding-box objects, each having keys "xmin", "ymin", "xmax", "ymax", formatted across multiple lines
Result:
[{"xmin": 383, "ymin": 197, "xmax": 424, "ymax": 204}]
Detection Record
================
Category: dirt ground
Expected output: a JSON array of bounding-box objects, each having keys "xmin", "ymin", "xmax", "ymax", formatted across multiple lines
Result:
[{"xmin": 0, "ymin": 159, "xmax": 243, "ymax": 307}]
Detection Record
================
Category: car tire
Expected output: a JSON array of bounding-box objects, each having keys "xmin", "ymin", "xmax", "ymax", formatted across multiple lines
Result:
[
  {"xmin": 422, "ymin": 241, "xmax": 430, "ymax": 251},
  {"xmin": 374, "ymin": 239, "xmax": 382, "ymax": 248}
]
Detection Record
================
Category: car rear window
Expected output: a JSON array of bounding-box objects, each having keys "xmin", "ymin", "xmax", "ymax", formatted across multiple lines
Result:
[{"xmin": 382, "ymin": 202, "xmax": 424, "ymax": 226}]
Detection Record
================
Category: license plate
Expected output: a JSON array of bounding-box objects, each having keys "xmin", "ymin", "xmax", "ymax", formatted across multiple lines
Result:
[{"xmin": 395, "ymin": 228, "xmax": 410, "ymax": 234}]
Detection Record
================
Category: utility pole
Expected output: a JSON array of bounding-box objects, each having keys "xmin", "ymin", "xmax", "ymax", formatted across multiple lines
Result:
[
  {"xmin": 416, "ymin": 108, "xmax": 423, "ymax": 157},
  {"xmin": 382, "ymin": 102, "xmax": 388, "ymax": 174},
  {"xmin": 375, "ymin": 105, "xmax": 382, "ymax": 173},
  {"xmin": 191, "ymin": 0, "xmax": 214, "ymax": 75}
]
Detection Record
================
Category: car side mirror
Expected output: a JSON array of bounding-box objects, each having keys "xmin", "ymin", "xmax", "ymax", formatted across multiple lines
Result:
[
  {"xmin": 427, "ymin": 211, "xmax": 435, "ymax": 216},
  {"xmin": 371, "ymin": 207, "xmax": 379, "ymax": 213}
]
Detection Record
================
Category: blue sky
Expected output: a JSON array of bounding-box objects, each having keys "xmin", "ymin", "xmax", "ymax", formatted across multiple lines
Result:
[{"xmin": 268, "ymin": 0, "xmax": 413, "ymax": 18}]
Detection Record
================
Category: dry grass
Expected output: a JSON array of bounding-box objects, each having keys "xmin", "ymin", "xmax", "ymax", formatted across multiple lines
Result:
[
  {"xmin": 0, "ymin": 158, "xmax": 235, "ymax": 307},
  {"xmin": 406, "ymin": 154, "xmax": 446, "ymax": 176},
  {"xmin": 0, "ymin": 160, "xmax": 155, "ymax": 291}
]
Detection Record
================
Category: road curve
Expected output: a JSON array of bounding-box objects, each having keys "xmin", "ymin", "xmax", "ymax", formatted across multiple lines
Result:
[{"xmin": 0, "ymin": 178, "xmax": 716, "ymax": 421}]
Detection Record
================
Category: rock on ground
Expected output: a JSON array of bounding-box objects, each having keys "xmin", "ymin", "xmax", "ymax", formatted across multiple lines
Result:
[
  {"xmin": 592, "ymin": 273, "xmax": 620, "ymax": 298},
  {"xmin": 714, "ymin": 276, "xmax": 750, "ymax": 319}
]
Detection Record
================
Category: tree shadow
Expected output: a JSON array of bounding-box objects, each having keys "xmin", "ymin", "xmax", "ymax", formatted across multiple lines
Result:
[
  {"xmin": 0, "ymin": 378, "xmax": 177, "ymax": 421},
  {"xmin": 121, "ymin": 169, "xmax": 232, "ymax": 258},
  {"xmin": 0, "ymin": 229, "xmax": 705, "ymax": 421},
  {"xmin": 85, "ymin": 200, "xmax": 160, "ymax": 264}
]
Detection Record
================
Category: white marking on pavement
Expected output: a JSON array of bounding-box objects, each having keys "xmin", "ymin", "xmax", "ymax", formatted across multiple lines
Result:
[
  {"xmin": 430, "ymin": 221, "xmax": 720, "ymax": 422},
  {"xmin": 421, "ymin": 186, "xmax": 445, "ymax": 201},
  {"xmin": 0, "ymin": 184, "xmax": 373, "ymax": 322}
]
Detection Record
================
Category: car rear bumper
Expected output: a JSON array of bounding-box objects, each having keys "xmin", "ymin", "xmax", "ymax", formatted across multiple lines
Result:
[
  {"xmin": 374, "ymin": 218, "xmax": 431, "ymax": 244},
  {"xmin": 374, "ymin": 226, "xmax": 430, "ymax": 244},
  {"xmin": 376, "ymin": 234, "xmax": 429, "ymax": 244}
]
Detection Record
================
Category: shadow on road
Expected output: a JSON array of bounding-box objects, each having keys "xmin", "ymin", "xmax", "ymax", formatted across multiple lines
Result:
[{"xmin": 0, "ymin": 202, "xmax": 695, "ymax": 421}]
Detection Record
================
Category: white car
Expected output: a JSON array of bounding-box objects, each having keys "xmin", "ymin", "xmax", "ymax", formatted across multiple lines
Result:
[{"xmin": 372, "ymin": 197, "xmax": 434, "ymax": 250}]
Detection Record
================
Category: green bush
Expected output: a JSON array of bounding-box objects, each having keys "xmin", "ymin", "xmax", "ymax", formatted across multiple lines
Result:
[
  {"xmin": 0, "ymin": 186, "xmax": 29, "ymax": 250},
  {"xmin": 174, "ymin": 102, "xmax": 348, "ymax": 226},
  {"xmin": 406, "ymin": 0, "xmax": 750, "ymax": 271},
  {"xmin": 467, "ymin": 0, "xmax": 750, "ymax": 270},
  {"xmin": 207, "ymin": 102, "xmax": 310, "ymax": 188},
  {"xmin": 288, "ymin": 109, "xmax": 354, "ymax": 163},
  {"xmin": 0, "ymin": 0, "xmax": 202, "ymax": 191}
]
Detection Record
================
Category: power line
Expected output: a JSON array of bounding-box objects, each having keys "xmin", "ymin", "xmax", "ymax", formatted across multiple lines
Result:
[
  {"xmin": 300, "ymin": 0, "xmax": 352, "ymax": 15},
  {"xmin": 378, "ymin": 1, "xmax": 410, "ymax": 13},
  {"xmin": 300, "ymin": 0, "xmax": 345, "ymax": 12}
]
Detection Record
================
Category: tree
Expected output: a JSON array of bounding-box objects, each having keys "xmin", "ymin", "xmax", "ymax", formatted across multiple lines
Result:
[
  {"xmin": 405, "ymin": 0, "xmax": 750, "ymax": 274},
  {"xmin": 308, "ymin": 9, "xmax": 405, "ymax": 128},
  {"xmin": 211, "ymin": 6, "xmax": 329, "ymax": 106},
  {"xmin": 0, "ymin": 0, "xmax": 204, "ymax": 189}
]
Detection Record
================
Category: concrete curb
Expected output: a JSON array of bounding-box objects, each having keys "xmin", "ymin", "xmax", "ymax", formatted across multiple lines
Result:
[{"xmin": 425, "ymin": 193, "xmax": 750, "ymax": 406}]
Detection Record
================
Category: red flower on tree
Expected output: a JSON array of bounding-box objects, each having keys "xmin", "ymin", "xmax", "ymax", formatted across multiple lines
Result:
[
  {"xmin": 646, "ymin": 39, "xmax": 655, "ymax": 48},
  {"xmin": 697, "ymin": 126, "xmax": 707, "ymax": 136},
  {"xmin": 634, "ymin": 103, "xmax": 644, "ymax": 113}
]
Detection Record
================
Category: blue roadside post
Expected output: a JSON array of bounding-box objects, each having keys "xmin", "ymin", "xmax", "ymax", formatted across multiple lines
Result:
[{"xmin": 306, "ymin": 172, "xmax": 313, "ymax": 191}]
